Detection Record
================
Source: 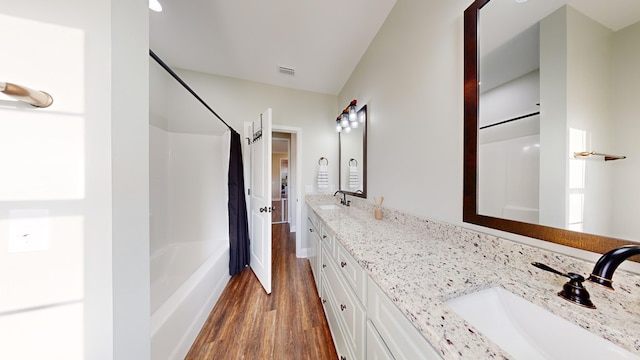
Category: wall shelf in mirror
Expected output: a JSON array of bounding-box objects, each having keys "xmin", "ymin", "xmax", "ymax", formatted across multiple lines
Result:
[{"xmin": 463, "ymin": 0, "xmax": 640, "ymax": 259}]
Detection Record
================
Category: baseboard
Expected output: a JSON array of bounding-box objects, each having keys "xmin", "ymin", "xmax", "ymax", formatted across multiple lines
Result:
[{"xmin": 296, "ymin": 247, "xmax": 309, "ymax": 259}]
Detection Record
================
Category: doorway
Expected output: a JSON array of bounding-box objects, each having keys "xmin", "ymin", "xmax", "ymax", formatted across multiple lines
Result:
[
  {"xmin": 271, "ymin": 126, "xmax": 303, "ymax": 258},
  {"xmin": 272, "ymin": 135, "xmax": 290, "ymax": 224}
]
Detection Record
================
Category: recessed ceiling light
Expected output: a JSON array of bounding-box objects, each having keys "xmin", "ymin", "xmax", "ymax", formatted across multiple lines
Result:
[
  {"xmin": 515, "ymin": 0, "xmax": 528, "ymax": 3},
  {"xmin": 149, "ymin": 0, "xmax": 162, "ymax": 12}
]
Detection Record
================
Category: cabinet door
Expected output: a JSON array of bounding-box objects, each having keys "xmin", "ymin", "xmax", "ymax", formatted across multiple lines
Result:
[
  {"xmin": 367, "ymin": 277, "xmax": 441, "ymax": 359},
  {"xmin": 337, "ymin": 242, "xmax": 367, "ymax": 305},
  {"xmin": 322, "ymin": 276, "xmax": 357, "ymax": 360},
  {"xmin": 366, "ymin": 320, "xmax": 394, "ymax": 360},
  {"xmin": 324, "ymin": 249, "xmax": 366, "ymax": 359},
  {"xmin": 321, "ymin": 225, "xmax": 335, "ymax": 259}
]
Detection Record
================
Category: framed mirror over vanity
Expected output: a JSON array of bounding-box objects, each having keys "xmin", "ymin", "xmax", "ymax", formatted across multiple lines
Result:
[
  {"xmin": 463, "ymin": 0, "xmax": 640, "ymax": 255},
  {"xmin": 338, "ymin": 103, "xmax": 367, "ymax": 198}
]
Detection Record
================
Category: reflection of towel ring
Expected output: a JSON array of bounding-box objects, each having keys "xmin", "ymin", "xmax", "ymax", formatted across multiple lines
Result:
[
  {"xmin": 318, "ymin": 157, "xmax": 328, "ymax": 165},
  {"xmin": 349, "ymin": 158, "xmax": 358, "ymax": 166}
]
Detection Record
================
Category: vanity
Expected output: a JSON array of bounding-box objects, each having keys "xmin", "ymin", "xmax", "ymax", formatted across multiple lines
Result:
[
  {"xmin": 313, "ymin": 0, "xmax": 640, "ymax": 357},
  {"xmin": 305, "ymin": 195, "xmax": 640, "ymax": 359}
]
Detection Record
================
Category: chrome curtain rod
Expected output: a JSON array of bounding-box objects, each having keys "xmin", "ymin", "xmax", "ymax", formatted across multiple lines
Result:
[
  {"xmin": 480, "ymin": 111, "xmax": 540, "ymax": 130},
  {"xmin": 0, "ymin": 81, "xmax": 53, "ymax": 108},
  {"xmin": 149, "ymin": 49, "xmax": 234, "ymax": 132}
]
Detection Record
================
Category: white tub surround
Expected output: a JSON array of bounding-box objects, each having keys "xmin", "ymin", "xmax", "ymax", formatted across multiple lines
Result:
[{"xmin": 306, "ymin": 195, "xmax": 640, "ymax": 359}]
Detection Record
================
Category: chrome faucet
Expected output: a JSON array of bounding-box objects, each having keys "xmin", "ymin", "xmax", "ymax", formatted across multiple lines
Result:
[
  {"xmin": 587, "ymin": 245, "xmax": 640, "ymax": 290},
  {"xmin": 333, "ymin": 190, "xmax": 350, "ymax": 206}
]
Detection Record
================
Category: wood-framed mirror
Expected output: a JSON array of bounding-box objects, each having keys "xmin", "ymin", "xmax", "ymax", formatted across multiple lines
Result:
[
  {"xmin": 339, "ymin": 104, "xmax": 367, "ymax": 198},
  {"xmin": 463, "ymin": 0, "xmax": 640, "ymax": 255}
]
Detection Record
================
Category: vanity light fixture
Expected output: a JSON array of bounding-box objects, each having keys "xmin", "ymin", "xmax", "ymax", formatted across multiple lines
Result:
[
  {"xmin": 349, "ymin": 102, "xmax": 357, "ymax": 121},
  {"xmin": 340, "ymin": 111, "xmax": 349, "ymax": 128},
  {"xmin": 149, "ymin": 0, "xmax": 163, "ymax": 12},
  {"xmin": 336, "ymin": 99, "xmax": 358, "ymax": 132}
]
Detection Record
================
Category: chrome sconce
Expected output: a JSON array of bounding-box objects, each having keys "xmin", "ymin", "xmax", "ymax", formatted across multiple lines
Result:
[{"xmin": 335, "ymin": 99, "xmax": 364, "ymax": 133}]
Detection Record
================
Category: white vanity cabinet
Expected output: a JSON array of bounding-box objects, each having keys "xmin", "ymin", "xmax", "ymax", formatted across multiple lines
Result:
[{"xmin": 309, "ymin": 204, "xmax": 441, "ymax": 360}]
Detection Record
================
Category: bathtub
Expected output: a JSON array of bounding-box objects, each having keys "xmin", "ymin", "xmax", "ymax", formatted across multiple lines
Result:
[{"xmin": 150, "ymin": 242, "xmax": 230, "ymax": 360}]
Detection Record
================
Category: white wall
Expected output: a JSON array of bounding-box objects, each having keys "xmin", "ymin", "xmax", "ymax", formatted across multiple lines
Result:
[
  {"xmin": 155, "ymin": 69, "xmax": 338, "ymax": 249},
  {"xmin": 338, "ymin": 0, "xmax": 467, "ymax": 222},
  {"xmin": 0, "ymin": 0, "xmax": 149, "ymax": 359},
  {"xmin": 480, "ymin": 70, "xmax": 540, "ymax": 128},
  {"xmin": 336, "ymin": 0, "xmax": 630, "ymax": 262},
  {"xmin": 566, "ymin": 6, "xmax": 613, "ymax": 236},
  {"xmin": 168, "ymin": 69, "xmax": 338, "ymax": 193},
  {"xmin": 610, "ymin": 21, "xmax": 640, "ymax": 241},
  {"xmin": 539, "ymin": 6, "xmax": 569, "ymax": 229}
]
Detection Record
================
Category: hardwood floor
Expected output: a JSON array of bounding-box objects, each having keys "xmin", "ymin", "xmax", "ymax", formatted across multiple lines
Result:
[{"xmin": 185, "ymin": 223, "xmax": 337, "ymax": 360}]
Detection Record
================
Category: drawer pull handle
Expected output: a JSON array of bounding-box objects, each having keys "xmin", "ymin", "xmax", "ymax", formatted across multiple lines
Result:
[
  {"xmin": 309, "ymin": 228, "xmax": 313, "ymax": 232},
  {"xmin": 323, "ymin": 235, "xmax": 327, "ymax": 239},
  {"xmin": 322, "ymin": 298, "xmax": 327, "ymax": 304},
  {"xmin": 341, "ymin": 261, "xmax": 347, "ymax": 268},
  {"xmin": 322, "ymin": 264, "xmax": 327, "ymax": 269},
  {"xmin": 340, "ymin": 304, "xmax": 346, "ymax": 311},
  {"xmin": 340, "ymin": 356, "xmax": 347, "ymax": 360}
]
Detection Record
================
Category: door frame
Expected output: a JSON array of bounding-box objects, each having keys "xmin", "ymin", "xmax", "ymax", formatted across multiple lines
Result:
[{"xmin": 272, "ymin": 125, "xmax": 304, "ymax": 258}]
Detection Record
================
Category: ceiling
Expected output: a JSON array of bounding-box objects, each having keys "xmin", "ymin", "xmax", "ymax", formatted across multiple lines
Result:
[
  {"xmin": 480, "ymin": 0, "xmax": 640, "ymax": 92},
  {"xmin": 149, "ymin": 0, "xmax": 397, "ymax": 95},
  {"xmin": 481, "ymin": 0, "xmax": 640, "ymax": 57}
]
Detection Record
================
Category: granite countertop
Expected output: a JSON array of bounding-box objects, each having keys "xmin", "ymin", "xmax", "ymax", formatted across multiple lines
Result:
[{"xmin": 305, "ymin": 195, "xmax": 640, "ymax": 359}]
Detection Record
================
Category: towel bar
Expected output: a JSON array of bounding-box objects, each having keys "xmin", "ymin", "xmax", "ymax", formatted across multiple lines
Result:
[
  {"xmin": 573, "ymin": 151, "xmax": 626, "ymax": 161},
  {"xmin": 0, "ymin": 81, "xmax": 53, "ymax": 108}
]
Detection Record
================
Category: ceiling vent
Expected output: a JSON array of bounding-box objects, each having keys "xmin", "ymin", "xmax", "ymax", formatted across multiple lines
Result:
[{"xmin": 278, "ymin": 65, "xmax": 295, "ymax": 75}]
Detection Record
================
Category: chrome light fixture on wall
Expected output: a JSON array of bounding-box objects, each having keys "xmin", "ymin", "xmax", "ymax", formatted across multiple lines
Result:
[{"xmin": 336, "ymin": 100, "xmax": 363, "ymax": 132}]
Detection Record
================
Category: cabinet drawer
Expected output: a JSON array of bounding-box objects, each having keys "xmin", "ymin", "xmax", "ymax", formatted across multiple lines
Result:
[
  {"xmin": 322, "ymin": 276, "xmax": 357, "ymax": 360},
  {"xmin": 337, "ymin": 242, "xmax": 367, "ymax": 305},
  {"xmin": 366, "ymin": 320, "xmax": 394, "ymax": 360},
  {"xmin": 321, "ymin": 225, "xmax": 335, "ymax": 259},
  {"xmin": 308, "ymin": 209, "xmax": 320, "ymax": 230},
  {"xmin": 367, "ymin": 277, "xmax": 441, "ymax": 360},
  {"xmin": 324, "ymin": 251, "xmax": 366, "ymax": 360},
  {"xmin": 307, "ymin": 215, "xmax": 319, "ymax": 235}
]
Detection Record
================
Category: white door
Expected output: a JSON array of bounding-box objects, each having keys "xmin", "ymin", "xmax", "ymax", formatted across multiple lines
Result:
[{"xmin": 246, "ymin": 109, "xmax": 273, "ymax": 294}]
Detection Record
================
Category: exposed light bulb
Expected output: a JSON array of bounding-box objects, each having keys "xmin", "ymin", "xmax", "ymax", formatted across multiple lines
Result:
[
  {"xmin": 149, "ymin": 0, "xmax": 163, "ymax": 12},
  {"xmin": 350, "ymin": 120, "xmax": 358, "ymax": 128},
  {"xmin": 336, "ymin": 124, "xmax": 342, "ymax": 132},
  {"xmin": 349, "ymin": 104, "xmax": 357, "ymax": 121},
  {"xmin": 340, "ymin": 116, "xmax": 349, "ymax": 128}
]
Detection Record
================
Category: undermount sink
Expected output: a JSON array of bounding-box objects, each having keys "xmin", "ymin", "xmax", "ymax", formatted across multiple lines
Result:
[
  {"xmin": 318, "ymin": 204, "xmax": 341, "ymax": 210},
  {"xmin": 445, "ymin": 287, "xmax": 639, "ymax": 360}
]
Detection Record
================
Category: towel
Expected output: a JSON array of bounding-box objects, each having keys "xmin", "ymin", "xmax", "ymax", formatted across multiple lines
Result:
[
  {"xmin": 349, "ymin": 165, "xmax": 359, "ymax": 190},
  {"xmin": 317, "ymin": 164, "xmax": 329, "ymax": 189}
]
